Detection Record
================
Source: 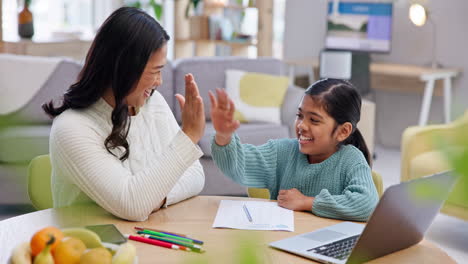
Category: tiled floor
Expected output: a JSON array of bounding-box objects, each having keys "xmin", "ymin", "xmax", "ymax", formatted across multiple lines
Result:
[
  {"xmin": 1, "ymin": 145, "xmax": 467, "ymax": 262},
  {"xmin": 373, "ymin": 145, "xmax": 468, "ymax": 263}
]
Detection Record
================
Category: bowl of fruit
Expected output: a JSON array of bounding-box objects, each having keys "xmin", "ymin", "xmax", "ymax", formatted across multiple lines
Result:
[{"xmin": 10, "ymin": 226, "xmax": 137, "ymax": 264}]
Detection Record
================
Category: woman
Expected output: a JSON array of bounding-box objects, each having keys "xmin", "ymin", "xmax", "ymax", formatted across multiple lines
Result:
[{"xmin": 43, "ymin": 7, "xmax": 206, "ymax": 221}]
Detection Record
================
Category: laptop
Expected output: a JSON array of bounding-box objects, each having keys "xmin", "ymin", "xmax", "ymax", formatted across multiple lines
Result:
[{"xmin": 269, "ymin": 171, "xmax": 458, "ymax": 264}]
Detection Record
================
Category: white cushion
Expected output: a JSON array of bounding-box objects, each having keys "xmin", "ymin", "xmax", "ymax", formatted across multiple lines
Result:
[{"xmin": 225, "ymin": 69, "xmax": 289, "ymax": 124}]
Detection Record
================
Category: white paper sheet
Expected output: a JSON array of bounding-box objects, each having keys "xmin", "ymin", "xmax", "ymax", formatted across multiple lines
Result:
[{"xmin": 212, "ymin": 200, "xmax": 294, "ymax": 232}]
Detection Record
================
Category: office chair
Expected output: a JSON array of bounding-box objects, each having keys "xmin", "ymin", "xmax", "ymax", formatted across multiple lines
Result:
[
  {"xmin": 247, "ymin": 171, "xmax": 383, "ymax": 199},
  {"xmin": 28, "ymin": 154, "xmax": 53, "ymax": 210}
]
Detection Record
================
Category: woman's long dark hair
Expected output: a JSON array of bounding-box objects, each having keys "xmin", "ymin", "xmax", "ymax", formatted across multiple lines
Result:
[
  {"xmin": 43, "ymin": 7, "xmax": 170, "ymax": 161},
  {"xmin": 305, "ymin": 79, "xmax": 371, "ymax": 166}
]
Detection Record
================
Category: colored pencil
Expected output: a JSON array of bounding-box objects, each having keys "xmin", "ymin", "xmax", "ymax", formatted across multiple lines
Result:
[
  {"xmin": 125, "ymin": 235, "xmax": 191, "ymax": 251},
  {"xmin": 139, "ymin": 234, "xmax": 202, "ymax": 249},
  {"xmin": 134, "ymin": 227, "xmax": 204, "ymax": 245},
  {"xmin": 134, "ymin": 226, "xmax": 187, "ymax": 237},
  {"xmin": 137, "ymin": 229, "xmax": 204, "ymax": 245},
  {"xmin": 140, "ymin": 234, "xmax": 203, "ymax": 253}
]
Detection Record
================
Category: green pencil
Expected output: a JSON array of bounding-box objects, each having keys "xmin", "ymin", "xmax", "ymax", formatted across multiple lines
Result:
[
  {"xmin": 139, "ymin": 234, "xmax": 203, "ymax": 253},
  {"xmin": 137, "ymin": 229, "xmax": 204, "ymax": 245}
]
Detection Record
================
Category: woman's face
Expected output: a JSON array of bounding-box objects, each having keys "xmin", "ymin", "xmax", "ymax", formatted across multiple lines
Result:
[
  {"xmin": 294, "ymin": 95, "xmax": 350, "ymax": 163},
  {"xmin": 126, "ymin": 44, "xmax": 168, "ymax": 108}
]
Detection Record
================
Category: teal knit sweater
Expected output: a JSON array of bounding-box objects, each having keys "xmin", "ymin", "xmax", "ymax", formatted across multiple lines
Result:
[{"xmin": 211, "ymin": 135, "xmax": 379, "ymax": 222}]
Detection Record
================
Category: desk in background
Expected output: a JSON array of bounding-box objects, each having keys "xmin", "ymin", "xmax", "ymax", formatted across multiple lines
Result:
[
  {"xmin": 0, "ymin": 196, "xmax": 455, "ymax": 264},
  {"xmin": 284, "ymin": 59, "xmax": 461, "ymax": 126}
]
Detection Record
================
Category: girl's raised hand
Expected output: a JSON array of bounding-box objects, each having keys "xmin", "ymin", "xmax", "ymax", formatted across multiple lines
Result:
[{"xmin": 209, "ymin": 88, "xmax": 240, "ymax": 146}]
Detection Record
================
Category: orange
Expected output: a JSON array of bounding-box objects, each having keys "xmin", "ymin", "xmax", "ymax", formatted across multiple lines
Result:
[
  {"xmin": 53, "ymin": 237, "xmax": 87, "ymax": 264},
  {"xmin": 30, "ymin": 226, "xmax": 64, "ymax": 257},
  {"xmin": 79, "ymin": 248, "xmax": 112, "ymax": 264}
]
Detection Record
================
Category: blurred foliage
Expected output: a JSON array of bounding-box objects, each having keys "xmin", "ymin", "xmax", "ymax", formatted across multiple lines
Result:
[
  {"xmin": 185, "ymin": 0, "xmax": 202, "ymax": 18},
  {"xmin": 186, "ymin": 231, "xmax": 264, "ymax": 264},
  {"xmin": 404, "ymin": 111, "xmax": 468, "ymax": 210},
  {"xmin": 126, "ymin": 0, "xmax": 163, "ymax": 21},
  {"xmin": 437, "ymin": 125, "xmax": 468, "ymax": 200}
]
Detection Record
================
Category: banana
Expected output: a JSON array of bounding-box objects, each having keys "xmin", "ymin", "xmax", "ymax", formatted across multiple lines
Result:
[
  {"xmin": 33, "ymin": 237, "xmax": 54, "ymax": 264},
  {"xmin": 112, "ymin": 243, "xmax": 136, "ymax": 264},
  {"xmin": 62, "ymin": 227, "xmax": 103, "ymax": 248},
  {"xmin": 10, "ymin": 242, "xmax": 32, "ymax": 264}
]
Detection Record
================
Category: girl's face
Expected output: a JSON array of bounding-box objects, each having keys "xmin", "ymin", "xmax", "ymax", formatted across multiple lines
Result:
[
  {"xmin": 125, "ymin": 44, "xmax": 168, "ymax": 108},
  {"xmin": 295, "ymin": 95, "xmax": 352, "ymax": 163}
]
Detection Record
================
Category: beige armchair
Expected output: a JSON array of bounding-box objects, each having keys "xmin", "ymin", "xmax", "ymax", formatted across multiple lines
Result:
[{"xmin": 401, "ymin": 110, "xmax": 468, "ymax": 220}]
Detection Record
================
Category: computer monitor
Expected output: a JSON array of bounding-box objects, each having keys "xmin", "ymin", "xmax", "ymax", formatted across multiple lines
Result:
[{"xmin": 325, "ymin": 0, "xmax": 393, "ymax": 53}]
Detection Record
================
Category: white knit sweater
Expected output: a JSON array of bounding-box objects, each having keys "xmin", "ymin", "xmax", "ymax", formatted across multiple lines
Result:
[{"xmin": 49, "ymin": 91, "xmax": 204, "ymax": 221}]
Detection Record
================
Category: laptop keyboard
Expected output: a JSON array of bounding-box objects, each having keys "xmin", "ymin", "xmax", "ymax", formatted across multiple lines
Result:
[{"xmin": 307, "ymin": 235, "xmax": 360, "ymax": 260}]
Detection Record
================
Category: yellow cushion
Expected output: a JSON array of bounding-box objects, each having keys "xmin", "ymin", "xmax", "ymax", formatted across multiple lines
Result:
[
  {"xmin": 410, "ymin": 149, "xmax": 467, "ymax": 209},
  {"xmin": 225, "ymin": 69, "xmax": 289, "ymax": 124},
  {"xmin": 409, "ymin": 151, "xmax": 451, "ymax": 180},
  {"xmin": 247, "ymin": 188, "xmax": 271, "ymax": 199}
]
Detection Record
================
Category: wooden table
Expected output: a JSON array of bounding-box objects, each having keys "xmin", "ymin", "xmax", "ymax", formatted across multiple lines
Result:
[{"xmin": 0, "ymin": 196, "xmax": 455, "ymax": 263}]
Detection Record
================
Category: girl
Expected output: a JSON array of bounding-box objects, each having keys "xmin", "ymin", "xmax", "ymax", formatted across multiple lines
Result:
[
  {"xmin": 43, "ymin": 7, "xmax": 206, "ymax": 221},
  {"xmin": 209, "ymin": 79, "xmax": 378, "ymax": 221}
]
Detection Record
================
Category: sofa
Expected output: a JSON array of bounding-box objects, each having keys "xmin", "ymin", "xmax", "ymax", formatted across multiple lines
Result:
[
  {"xmin": 0, "ymin": 55, "xmax": 305, "ymax": 203},
  {"xmin": 0, "ymin": 54, "xmax": 83, "ymax": 204}
]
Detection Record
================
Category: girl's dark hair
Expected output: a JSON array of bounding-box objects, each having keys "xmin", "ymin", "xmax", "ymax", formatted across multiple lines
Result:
[
  {"xmin": 305, "ymin": 79, "xmax": 371, "ymax": 166},
  {"xmin": 43, "ymin": 7, "xmax": 170, "ymax": 161}
]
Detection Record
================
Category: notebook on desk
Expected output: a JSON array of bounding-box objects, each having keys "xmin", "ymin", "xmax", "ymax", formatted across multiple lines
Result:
[
  {"xmin": 269, "ymin": 171, "xmax": 458, "ymax": 264},
  {"xmin": 212, "ymin": 200, "xmax": 294, "ymax": 231}
]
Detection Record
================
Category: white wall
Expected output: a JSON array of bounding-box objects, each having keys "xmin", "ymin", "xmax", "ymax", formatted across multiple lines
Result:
[
  {"xmin": 284, "ymin": 0, "xmax": 468, "ymax": 113},
  {"xmin": 373, "ymin": 0, "xmax": 468, "ymax": 114},
  {"xmin": 284, "ymin": 0, "xmax": 327, "ymax": 61}
]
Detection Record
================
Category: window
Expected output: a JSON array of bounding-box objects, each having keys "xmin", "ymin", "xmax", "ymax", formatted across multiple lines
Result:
[
  {"xmin": 2, "ymin": 0, "xmax": 121, "ymax": 40},
  {"xmin": 273, "ymin": 0, "xmax": 285, "ymax": 59}
]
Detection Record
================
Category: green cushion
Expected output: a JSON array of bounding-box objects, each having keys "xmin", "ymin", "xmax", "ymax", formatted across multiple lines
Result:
[
  {"xmin": 28, "ymin": 154, "xmax": 53, "ymax": 210},
  {"xmin": 0, "ymin": 125, "xmax": 50, "ymax": 163}
]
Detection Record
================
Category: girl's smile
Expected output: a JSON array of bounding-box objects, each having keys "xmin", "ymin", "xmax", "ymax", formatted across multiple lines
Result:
[{"xmin": 295, "ymin": 95, "xmax": 352, "ymax": 164}]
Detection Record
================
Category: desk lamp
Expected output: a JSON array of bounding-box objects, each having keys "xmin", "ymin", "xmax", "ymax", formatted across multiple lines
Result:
[{"xmin": 409, "ymin": 3, "xmax": 440, "ymax": 68}]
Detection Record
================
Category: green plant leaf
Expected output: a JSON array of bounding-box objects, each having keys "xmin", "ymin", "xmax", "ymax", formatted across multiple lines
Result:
[
  {"xmin": 154, "ymin": 6, "xmax": 163, "ymax": 20},
  {"xmin": 185, "ymin": 0, "xmax": 202, "ymax": 18},
  {"xmin": 149, "ymin": 0, "xmax": 163, "ymax": 20},
  {"xmin": 185, "ymin": 1, "xmax": 191, "ymax": 18},
  {"xmin": 193, "ymin": 0, "xmax": 201, "ymax": 9},
  {"xmin": 128, "ymin": 2, "xmax": 142, "ymax": 9}
]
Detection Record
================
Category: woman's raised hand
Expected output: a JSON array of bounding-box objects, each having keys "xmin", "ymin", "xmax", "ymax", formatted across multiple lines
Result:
[
  {"xmin": 209, "ymin": 88, "xmax": 240, "ymax": 146},
  {"xmin": 175, "ymin": 74, "xmax": 205, "ymax": 144}
]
